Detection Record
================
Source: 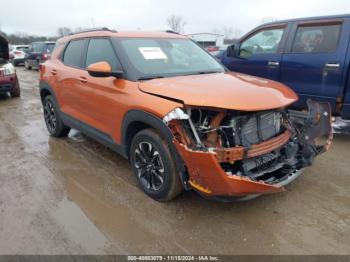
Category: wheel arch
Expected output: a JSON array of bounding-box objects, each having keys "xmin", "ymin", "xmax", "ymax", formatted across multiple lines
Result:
[
  {"xmin": 121, "ymin": 110, "xmax": 189, "ymax": 187},
  {"xmin": 39, "ymin": 81, "xmax": 56, "ymax": 105}
]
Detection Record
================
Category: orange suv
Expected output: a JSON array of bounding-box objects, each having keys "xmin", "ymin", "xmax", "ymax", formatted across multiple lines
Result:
[{"xmin": 40, "ymin": 28, "xmax": 332, "ymax": 201}]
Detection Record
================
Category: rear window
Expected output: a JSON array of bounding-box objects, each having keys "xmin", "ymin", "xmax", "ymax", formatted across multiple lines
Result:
[
  {"xmin": 17, "ymin": 46, "xmax": 29, "ymax": 52},
  {"xmin": 32, "ymin": 43, "xmax": 43, "ymax": 52},
  {"xmin": 44, "ymin": 44, "xmax": 55, "ymax": 53},
  {"xmin": 291, "ymin": 24, "xmax": 341, "ymax": 53},
  {"xmin": 63, "ymin": 39, "xmax": 86, "ymax": 68}
]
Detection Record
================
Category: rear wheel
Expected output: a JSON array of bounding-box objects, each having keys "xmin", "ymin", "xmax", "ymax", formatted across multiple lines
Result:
[
  {"xmin": 130, "ymin": 129, "xmax": 183, "ymax": 201},
  {"xmin": 43, "ymin": 95, "xmax": 70, "ymax": 137},
  {"xmin": 10, "ymin": 78, "xmax": 20, "ymax": 98}
]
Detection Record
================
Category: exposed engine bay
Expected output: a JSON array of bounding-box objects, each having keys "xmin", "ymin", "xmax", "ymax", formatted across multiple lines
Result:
[{"xmin": 166, "ymin": 100, "xmax": 332, "ymax": 187}]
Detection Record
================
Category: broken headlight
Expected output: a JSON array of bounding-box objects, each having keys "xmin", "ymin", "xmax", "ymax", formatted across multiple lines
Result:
[{"xmin": 163, "ymin": 108, "xmax": 189, "ymax": 124}]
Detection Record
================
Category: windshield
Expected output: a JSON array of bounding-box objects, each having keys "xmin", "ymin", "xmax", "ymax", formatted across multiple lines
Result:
[{"xmin": 118, "ymin": 38, "xmax": 225, "ymax": 79}]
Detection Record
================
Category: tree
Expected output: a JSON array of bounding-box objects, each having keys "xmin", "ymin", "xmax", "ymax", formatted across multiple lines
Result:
[
  {"xmin": 166, "ymin": 15, "xmax": 186, "ymax": 34},
  {"xmin": 1, "ymin": 31, "xmax": 55, "ymax": 45},
  {"xmin": 260, "ymin": 16, "xmax": 277, "ymax": 24},
  {"xmin": 74, "ymin": 27, "xmax": 89, "ymax": 33},
  {"xmin": 213, "ymin": 27, "xmax": 242, "ymax": 40},
  {"xmin": 57, "ymin": 27, "xmax": 73, "ymax": 37},
  {"xmin": 222, "ymin": 26, "xmax": 234, "ymax": 39}
]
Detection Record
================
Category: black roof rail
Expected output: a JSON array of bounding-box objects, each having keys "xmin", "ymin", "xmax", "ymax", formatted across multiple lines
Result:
[
  {"xmin": 69, "ymin": 27, "xmax": 117, "ymax": 35},
  {"xmin": 165, "ymin": 30, "xmax": 180, "ymax": 35}
]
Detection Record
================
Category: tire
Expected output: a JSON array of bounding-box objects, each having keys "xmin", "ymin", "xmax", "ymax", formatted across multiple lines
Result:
[
  {"xmin": 10, "ymin": 78, "xmax": 20, "ymax": 98},
  {"xmin": 130, "ymin": 129, "xmax": 183, "ymax": 201},
  {"xmin": 24, "ymin": 61, "xmax": 31, "ymax": 70},
  {"xmin": 43, "ymin": 95, "xmax": 70, "ymax": 137}
]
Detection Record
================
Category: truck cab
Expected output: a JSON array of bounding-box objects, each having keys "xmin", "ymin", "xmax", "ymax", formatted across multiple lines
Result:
[{"xmin": 221, "ymin": 14, "xmax": 350, "ymax": 123}]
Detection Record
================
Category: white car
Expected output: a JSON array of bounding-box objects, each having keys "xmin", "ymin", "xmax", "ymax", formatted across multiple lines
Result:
[{"xmin": 9, "ymin": 45, "xmax": 29, "ymax": 66}]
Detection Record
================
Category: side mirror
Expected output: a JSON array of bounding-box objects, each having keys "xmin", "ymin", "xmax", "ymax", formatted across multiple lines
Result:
[
  {"xmin": 226, "ymin": 44, "xmax": 237, "ymax": 57},
  {"xmin": 87, "ymin": 61, "xmax": 123, "ymax": 78}
]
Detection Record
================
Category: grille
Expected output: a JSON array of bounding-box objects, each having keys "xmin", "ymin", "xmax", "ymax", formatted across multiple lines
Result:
[{"xmin": 232, "ymin": 112, "xmax": 282, "ymax": 146}]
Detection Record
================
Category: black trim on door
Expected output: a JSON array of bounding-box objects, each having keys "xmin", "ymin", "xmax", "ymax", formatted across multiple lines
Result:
[{"xmin": 60, "ymin": 112, "xmax": 128, "ymax": 159}]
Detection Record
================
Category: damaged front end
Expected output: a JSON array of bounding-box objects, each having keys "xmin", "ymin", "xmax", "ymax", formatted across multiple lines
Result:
[{"xmin": 164, "ymin": 100, "xmax": 332, "ymax": 199}]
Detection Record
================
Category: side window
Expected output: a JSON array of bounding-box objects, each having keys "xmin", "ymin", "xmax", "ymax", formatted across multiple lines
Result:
[
  {"xmin": 291, "ymin": 24, "xmax": 341, "ymax": 53},
  {"xmin": 63, "ymin": 39, "xmax": 86, "ymax": 68},
  {"xmin": 85, "ymin": 38, "xmax": 121, "ymax": 71},
  {"xmin": 239, "ymin": 28, "xmax": 285, "ymax": 58}
]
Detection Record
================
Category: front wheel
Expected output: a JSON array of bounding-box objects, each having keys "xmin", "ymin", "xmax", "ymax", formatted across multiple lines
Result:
[
  {"xmin": 130, "ymin": 129, "xmax": 183, "ymax": 201},
  {"xmin": 43, "ymin": 95, "xmax": 70, "ymax": 137}
]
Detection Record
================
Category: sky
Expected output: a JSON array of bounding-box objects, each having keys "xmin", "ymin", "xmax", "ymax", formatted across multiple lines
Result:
[{"xmin": 0, "ymin": 0, "xmax": 349, "ymax": 37}]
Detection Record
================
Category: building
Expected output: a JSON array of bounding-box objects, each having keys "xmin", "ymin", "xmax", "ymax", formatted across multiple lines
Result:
[{"xmin": 186, "ymin": 33, "xmax": 224, "ymax": 48}]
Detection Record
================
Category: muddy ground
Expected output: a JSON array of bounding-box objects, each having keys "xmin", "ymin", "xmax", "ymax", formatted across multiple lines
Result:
[{"xmin": 0, "ymin": 67, "xmax": 349, "ymax": 255}]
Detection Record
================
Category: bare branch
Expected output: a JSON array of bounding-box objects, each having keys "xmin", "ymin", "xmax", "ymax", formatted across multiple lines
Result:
[
  {"xmin": 166, "ymin": 15, "xmax": 186, "ymax": 34},
  {"xmin": 57, "ymin": 27, "xmax": 73, "ymax": 37}
]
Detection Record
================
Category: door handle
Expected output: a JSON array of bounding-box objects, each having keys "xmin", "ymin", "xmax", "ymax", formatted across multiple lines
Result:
[
  {"xmin": 268, "ymin": 61, "xmax": 280, "ymax": 67},
  {"xmin": 325, "ymin": 63, "xmax": 340, "ymax": 69},
  {"xmin": 79, "ymin": 77, "xmax": 87, "ymax": 83},
  {"xmin": 50, "ymin": 69, "xmax": 57, "ymax": 75}
]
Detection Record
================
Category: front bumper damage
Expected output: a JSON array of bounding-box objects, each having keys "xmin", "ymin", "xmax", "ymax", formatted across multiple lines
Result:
[{"xmin": 167, "ymin": 100, "xmax": 333, "ymax": 199}]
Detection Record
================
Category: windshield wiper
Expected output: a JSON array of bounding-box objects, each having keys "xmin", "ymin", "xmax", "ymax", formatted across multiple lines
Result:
[
  {"xmin": 137, "ymin": 71, "xmax": 222, "ymax": 80},
  {"xmin": 138, "ymin": 76, "xmax": 165, "ymax": 81},
  {"xmin": 186, "ymin": 71, "xmax": 222, "ymax": 76}
]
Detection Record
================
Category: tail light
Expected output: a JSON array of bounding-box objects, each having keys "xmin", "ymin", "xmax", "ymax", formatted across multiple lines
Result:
[
  {"xmin": 42, "ymin": 53, "xmax": 50, "ymax": 60},
  {"xmin": 13, "ymin": 51, "xmax": 22, "ymax": 55},
  {"xmin": 206, "ymin": 46, "xmax": 219, "ymax": 52}
]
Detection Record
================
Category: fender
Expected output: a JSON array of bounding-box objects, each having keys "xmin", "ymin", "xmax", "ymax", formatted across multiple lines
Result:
[
  {"xmin": 121, "ymin": 110, "xmax": 189, "ymax": 187},
  {"xmin": 39, "ymin": 81, "xmax": 57, "ymax": 105}
]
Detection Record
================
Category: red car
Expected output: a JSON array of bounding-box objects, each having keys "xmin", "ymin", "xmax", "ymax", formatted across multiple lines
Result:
[{"xmin": 0, "ymin": 35, "xmax": 20, "ymax": 98}]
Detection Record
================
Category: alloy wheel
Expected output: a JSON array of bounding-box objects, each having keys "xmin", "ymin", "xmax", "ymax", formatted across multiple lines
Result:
[
  {"xmin": 134, "ymin": 141, "xmax": 165, "ymax": 191},
  {"xmin": 44, "ymin": 100, "xmax": 57, "ymax": 133}
]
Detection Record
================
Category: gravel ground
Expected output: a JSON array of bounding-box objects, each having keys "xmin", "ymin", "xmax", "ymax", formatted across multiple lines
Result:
[{"xmin": 0, "ymin": 67, "xmax": 349, "ymax": 255}]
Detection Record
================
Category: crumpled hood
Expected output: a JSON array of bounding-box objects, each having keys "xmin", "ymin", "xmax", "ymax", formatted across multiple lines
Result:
[{"xmin": 139, "ymin": 72, "xmax": 298, "ymax": 111}]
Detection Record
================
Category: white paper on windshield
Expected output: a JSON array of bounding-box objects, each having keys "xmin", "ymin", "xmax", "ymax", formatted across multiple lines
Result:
[{"xmin": 139, "ymin": 47, "xmax": 167, "ymax": 60}]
